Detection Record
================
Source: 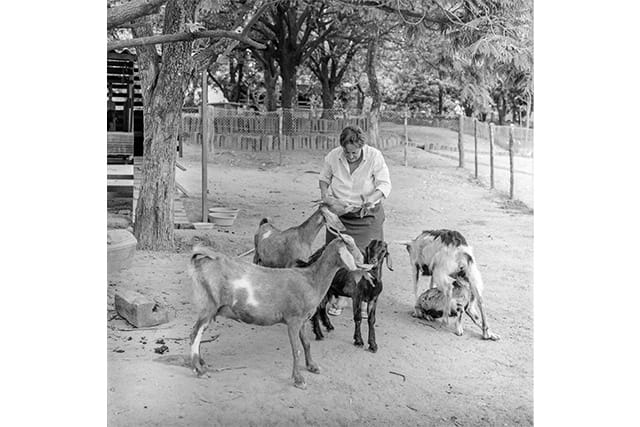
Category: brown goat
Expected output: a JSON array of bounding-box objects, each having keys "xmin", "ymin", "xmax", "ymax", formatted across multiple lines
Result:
[
  {"xmin": 253, "ymin": 204, "xmax": 346, "ymax": 268},
  {"xmin": 188, "ymin": 233, "xmax": 373, "ymax": 389}
]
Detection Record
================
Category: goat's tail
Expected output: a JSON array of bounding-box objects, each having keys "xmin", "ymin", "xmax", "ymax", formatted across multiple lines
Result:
[
  {"xmin": 188, "ymin": 245, "xmax": 220, "ymax": 311},
  {"xmin": 259, "ymin": 218, "xmax": 269, "ymax": 226},
  {"xmin": 458, "ymin": 248, "xmax": 484, "ymax": 297}
]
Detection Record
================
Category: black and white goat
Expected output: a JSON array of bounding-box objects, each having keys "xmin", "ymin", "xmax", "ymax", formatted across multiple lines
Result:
[
  {"xmin": 399, "ymin": 229, "xmax": 499, "ymax": 340},
  {"xmin": 188, "ymin": 233, "xmax": 373, "ymax": 389},
  {"xmin": 253, "ymin": 203, "xmax": 346, "ymax": 268},
  {"xmin": 299, "ymin": 240, "xmax": 393, "ymax": 353}
]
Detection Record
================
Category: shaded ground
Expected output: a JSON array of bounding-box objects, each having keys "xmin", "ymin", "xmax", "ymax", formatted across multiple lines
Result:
[{"xmin": 107, "ymin": 141, "xmax": 533, "ymax": 426}]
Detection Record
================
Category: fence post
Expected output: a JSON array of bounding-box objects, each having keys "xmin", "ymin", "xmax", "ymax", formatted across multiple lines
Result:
[
  {"xmin": 403, "ymin": 110, "xmax": 408, "ymax": 166},
  {"xmin": 509, "ymin": 123, "xmax": 515, "ymax": 200},
  {"xmin": 489, "ymin": 122, "xmax": 495, "ymax": 189},
  {"xmin": 457, "ymin": 114, "xmax": 464, "ymax": 168},
  {"xmin": 201, "ymin": 71, "xmax": 209, "ymax": 222},
  {"xmin": 473, "ymin": 118, "xmax": 478, "ymax": 178},
  {"xmin": 278, "ymin": 109, "xmax": 283, "ymax": 166},
  {"xmin": 209, "ymin": 105, "xmax": 215, "ymax": 155}
]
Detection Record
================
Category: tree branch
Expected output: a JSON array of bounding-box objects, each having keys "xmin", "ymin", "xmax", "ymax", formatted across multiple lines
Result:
[
  {"xmin": 108, "ymin": 30, "xmax": 266, "ymax": 51},
  {"xmin": 107, "ymin": 0, "xmax": 167, "ymax": 30},
  {"xmin": 335, "ymin": 0, "xmax": 449, "ymax": 25}
]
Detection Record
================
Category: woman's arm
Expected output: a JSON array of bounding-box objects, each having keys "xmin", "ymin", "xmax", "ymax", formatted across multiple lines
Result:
[
  {"xmin": 370, "ymin": 151, "xmax": 392, "ymax": 203},
  {"xmin": 363, "ymin": 189, "xmax": 385, "ymax": 208},
  {"xmin": 319, "ymin": 180, "xmax": 330, "ymax": 201}
]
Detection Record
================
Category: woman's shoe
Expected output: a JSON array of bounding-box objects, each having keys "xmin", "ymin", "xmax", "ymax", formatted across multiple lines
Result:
[{"xmin": 327, "ymin": 306, "xmax": 343, "ymax": 316}]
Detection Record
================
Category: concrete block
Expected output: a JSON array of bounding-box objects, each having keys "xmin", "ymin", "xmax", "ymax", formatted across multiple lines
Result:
[{"xmin": 114, "ymin": 290, "xmax": 170, "ymax": 328}]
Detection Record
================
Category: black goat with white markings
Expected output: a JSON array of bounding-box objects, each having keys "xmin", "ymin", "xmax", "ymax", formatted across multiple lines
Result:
[
  {"xmin": 298, "ymin": 240, "xmax": 393, "ymax": 353},
  {"xmin": 399, "ymin": 229, "xmax": 499, "ymax": 340}
]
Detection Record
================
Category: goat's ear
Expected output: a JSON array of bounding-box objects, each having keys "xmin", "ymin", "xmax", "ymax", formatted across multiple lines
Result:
[
  {"xmin": 355, "ymin": 262, "xmax": 375, "ymax": 271},
  {"xmin": 337, "ymin": 245, "xmax": 357, "ymax": 271},
  {"xmin": 385, "ymin": 250, "xmax": 394, "ymax": 271},
  {"xmin": 320, "ymin": 206, "xmax": 346, "ymax": 231}
]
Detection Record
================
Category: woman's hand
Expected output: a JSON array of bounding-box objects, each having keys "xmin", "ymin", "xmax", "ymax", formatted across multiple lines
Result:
[
  {"xmin": 362, "ymin": 190, "xmax": 384, "ymax": 208},
  {"xmin": 323, "ymin": 195, "xmax": 359, "ymax": 215}
]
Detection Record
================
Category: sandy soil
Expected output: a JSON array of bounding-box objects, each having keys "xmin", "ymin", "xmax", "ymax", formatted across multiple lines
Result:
[{"xmin": 107, "ymin": 142, "xmax": 533, "ymax": 426}]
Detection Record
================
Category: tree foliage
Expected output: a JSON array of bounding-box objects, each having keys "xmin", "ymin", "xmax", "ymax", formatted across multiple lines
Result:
[{"xmin": 106, "ymin": 0, "xmax": 533, "ymax": 249}]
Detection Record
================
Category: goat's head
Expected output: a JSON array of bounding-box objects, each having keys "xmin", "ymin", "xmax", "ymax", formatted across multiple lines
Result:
[
  {"xmin": 365, "ymin": 240, "xmax": 394, "ymax": 271},
  {"xmin": 318, "ymin": 205, "xmax": 346, "ymax": 232},
  {"xmin": 314, "ymin": 197, "xmax": 359, "ymax": 217},
  {"xmin": 333, "ymin": 232, "xmax": 374, "ymax": 273}
]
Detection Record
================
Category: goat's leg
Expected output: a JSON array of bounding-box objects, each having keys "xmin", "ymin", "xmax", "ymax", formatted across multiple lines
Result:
[
  {"xmin": 286, "ymin": 320, "xmax": 307, "ymax": 389},
  {"xmin": 311, "ymin": 309, "xmax": 325, "ymax": 340},
  {"xmin": 411, "ymin": 264, "xmax": 421, "ymax": 313},
  {"xmin": 454, "ymin": 304, "xmax": 464, "ymax": 336},
  {"xmin": 440, "ymin": 285, "xmax": 453, "ymax": 327},
  {"xmin": 465, "ymin": 300, "xmax": 483, "ymax": 329},
  {"xmin": 466, "ymin": 297, "xmax": 500, "ymax": 341},
  {"xmin": 189, "ymin": 308, "xmax": 215, "ymax": 376},
  {"xmin": 317, "ymin": 296, "xmax": 334, "ymax": 336},
  {"xmin": 432, "ymin": 270, "xmax": 452, "ymax": 327},
  {"xmin": 299, "ymin": 321, "xmax": 320, "ymax": 374},
  {"xmin": 366, "ymin": 298, "xmax": 378, "ymax": 353},
  {"xmin": 352, "ymin": 296, "xmax": 364, "ymax": 347}
]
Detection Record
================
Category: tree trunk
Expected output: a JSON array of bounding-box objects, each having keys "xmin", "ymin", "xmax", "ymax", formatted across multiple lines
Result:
[
  {"xmin": 438, "ymin": 83, "xmax": 443, "ymax": 115},
  {"xmin": 366, "ymin": 37, "xmax": 381, "ymax": 146},
  {"xmin": 280, "ymin": 63, "xmax": 297, "ymax": 109},
  {"xmin": 264, "ymin": 71, "xmax": 278, "ymax": 111},
  {"xmin": 107, "ymin": 0, "xmax": 167, "ymax": 30},
  {"xmin": 280, "ymin": 60, "xmax": 297, "ymax": 134},
  {"xmin": 132, "ymin": 0, "xmax": 197, "ymax": 250},
  {"xmin": 356, "ymin": 84, "xmax": 364, "ymax": 110},
  {"xmin": 233, "ymin": 61, "xmax": 244, "ymax": 103},
  {"xmin": 497, "ymin": 93, "xmax": 507, "ymax": 125},
  {"xmin": 320, "ymin": 80, "xmax": 335, "ymax": 118}
]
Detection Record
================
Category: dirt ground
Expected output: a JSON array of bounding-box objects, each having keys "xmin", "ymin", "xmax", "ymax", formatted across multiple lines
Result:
[{"xmin": 107, "ymin": 141, "xmax": 533, "ymax": 426}]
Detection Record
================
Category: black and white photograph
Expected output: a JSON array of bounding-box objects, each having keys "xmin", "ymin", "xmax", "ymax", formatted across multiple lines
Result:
[
  {"xmin": 105, "ymin": 1, "xmax": 533, "ymax": 425},
  {"xmin": 7, "ymin": 0, "xmax": 640, "ymax": 425}
]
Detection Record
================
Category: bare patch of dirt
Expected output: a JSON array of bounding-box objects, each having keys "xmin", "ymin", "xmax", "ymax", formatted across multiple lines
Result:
[{"xmin": 108, "ymin": 143, "xmax": 533, "ymax": 426}]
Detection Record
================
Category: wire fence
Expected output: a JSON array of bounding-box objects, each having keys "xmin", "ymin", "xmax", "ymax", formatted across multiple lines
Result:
[
  {"xmin": 181, "ymin": 106, "xmax": 381, "ymax": 152},
  {"xmin": 460, "ymin": 115, "xmax": 533, "ymax": 157},
  {"xmin": 455, "ymin": 115, "xmax": 533, "ymax": 205},
  {"xmin": 380, "ymin": 112, "xmax": 460, "ymax": 132}
]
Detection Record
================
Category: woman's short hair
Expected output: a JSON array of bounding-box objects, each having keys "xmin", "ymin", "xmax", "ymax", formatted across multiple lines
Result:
[{"xmin": 339, "ymin": 125, "xmax": 366, "ymax": 148}]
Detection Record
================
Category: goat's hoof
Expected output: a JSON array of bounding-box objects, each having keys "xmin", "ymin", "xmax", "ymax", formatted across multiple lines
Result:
[
  {"xmin": 307, "ymin": 363, "xmax": 320, "ymax": 374},
  {"xmin": 367, "ymin": 345, "xmax": 378, "ymax": 353},
  {"xmin": 293, "ymin": 378, "xmax": 307, "ymax": 389},
  {"xmin": 326, "ymin": 325, "xmax": 334, "ymax": 331},
  {"xmin": 484, "ymin": 331, "xmax": 501, "ymax": 341},
  {"xmin": 354, "ymin": 340, "xmax": 364, "ymax": 347},
  {"xmin": 455, "ymin": 329, "xmax": 464, "ymax": 336},
  {"xmin": 313, "ymin": 333, "xmax": 324, "ymax": 341},
  {"xmin": 191, "ymin": 356, "xmax": 207, "ymax": 376}
]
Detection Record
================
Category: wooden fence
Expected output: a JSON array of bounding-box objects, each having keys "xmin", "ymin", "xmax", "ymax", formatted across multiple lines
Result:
[
  {"xmin": 180, "ymin": 107, "xmax": 405, "ymax": 151},
  {"xmin": 457, "ymin": 115, "xmax": 533, "ymax": 201}
]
